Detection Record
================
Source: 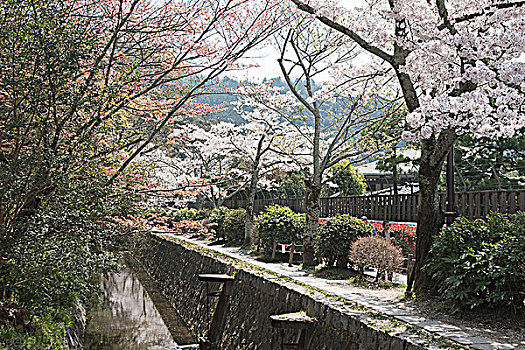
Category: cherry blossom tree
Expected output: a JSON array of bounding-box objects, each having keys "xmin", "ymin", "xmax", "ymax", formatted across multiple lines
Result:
[
  {"xmin": 1, "ymin": 0, "xmax": 289, "ymax": 229},
  {"xmin": 251, "ymin": 18, "xmax": 403, "ymax": 265},
  {"xmin": 147, "ymin": 98, "xmax": 298, "ymax": 244},
  {"xmin": 0, "ymin": 0, "xmax": 287, "ymax": 331},
  {"xmin": 82, "ymin": 0, "xmax": 289, "ymax": 185},
  {"xmin": 232, "ymin": 85, "xmax": 301, "ymax": 244},
  {"xmin": 291, "ymin": 0, "xmax": 525, "ymax": 292},
  {"xmin": 147, "ymin": 123, "xmax": 246, "ymax": 208}
]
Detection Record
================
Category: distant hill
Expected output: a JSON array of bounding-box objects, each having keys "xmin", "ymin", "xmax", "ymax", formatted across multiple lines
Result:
[{"xmin": 193, "ymin": 76, "xmax": 322, "ymax": 125}]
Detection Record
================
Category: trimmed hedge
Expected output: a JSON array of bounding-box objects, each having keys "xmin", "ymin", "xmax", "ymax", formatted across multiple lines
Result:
[
  {"xmin": 208, "ymin": 207, "xmax": 230, "ymax": 239},
  {"xmin": 223, "ymin": 208, "xmax": 246, "ymax": 244},
  {"xmin": 426, "ymin": 212, "xmax": 525, "ymax": 310},
  {"xmin": 315, "ymin": 214, "xmax": 373, "ymax": 268},
  {"xmin": 256, "ymin": 205, "xmax": 304, "ymax": 254}
]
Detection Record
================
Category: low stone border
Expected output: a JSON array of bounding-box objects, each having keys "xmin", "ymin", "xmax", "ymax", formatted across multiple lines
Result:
[
  {"xmin": 66, "ymin": 302, "xmax": 86, "ymax": 350},
  {"xmin": 135, "ymin": 231, "xmax": 516, "ymax": 350}
]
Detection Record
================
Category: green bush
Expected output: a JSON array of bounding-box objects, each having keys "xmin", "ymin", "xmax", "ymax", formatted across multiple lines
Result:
[
  {"xmin": 223, "ymin": 208, "xmax": 246, "ymax": 244},
  {"xmin": 209, "ymin": 207, "xmax": 230, "ymax": 239},
  {"xmin": 315, "ymin": 215, "xmax": 373, "ymax": 268},
  {"xmin": 0, "ymin": 310, "xmax": 71, "ymax": 350},
  {"xmin": 256, "ymin": 205, "xmax": 304, "ymax": 253},
  {"xmin": 426, "ymin": 212, "xmax": 525, "ymax": 310},
  {"xmin": 326, "ymin": 161, "xmax": 366, "ymax": 196},
  {"xmin": 195, "ymin": 208, "xmax": 212, "ymax": 220},
  {"xmin": 171, "ymin": 208, "xmax": 199, "ymax": 222}
]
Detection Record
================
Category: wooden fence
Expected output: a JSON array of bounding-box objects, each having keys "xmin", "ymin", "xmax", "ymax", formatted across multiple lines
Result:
[{"xmin": 223, "ymin": 189, "xmax": 525, "ymax": 222}]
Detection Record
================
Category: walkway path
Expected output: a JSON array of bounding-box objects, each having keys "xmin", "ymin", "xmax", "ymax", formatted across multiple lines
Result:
[{"xmin": 162, "ymin": 232, "xmax": 520, "ymax": 350}]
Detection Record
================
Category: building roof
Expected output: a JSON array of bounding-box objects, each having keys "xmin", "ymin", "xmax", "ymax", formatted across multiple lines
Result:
[
  {"xmin": 363, "ymin": 183, "xmax": 419, "ymax": 196},
  {"xmin": 356, "ymin": 149, "xmax": 420, "ymax": 176}
]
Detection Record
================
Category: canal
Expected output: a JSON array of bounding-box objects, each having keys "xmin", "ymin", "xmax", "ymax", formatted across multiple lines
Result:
[{"xmin": 84, "ymin": 260, "xmax": 198, "ymax": 349}]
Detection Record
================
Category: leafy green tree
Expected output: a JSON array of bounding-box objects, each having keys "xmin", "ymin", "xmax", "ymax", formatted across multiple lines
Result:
[
  {"xmin": 375, "ymin": 147, "xmax": 416, "ymax": 195},
  {"xmin": 326, "ymin": 161, "xmax": 366, "ymax": 196},
  {"xmin": 454, "ymin": 129, "xmax": 525, "ymax": 191},
  {"xmin": 1, "ymin": 0, "xmax": 286, "ymax": 344},
  {"xmin": 0, "ymin": 1, "xmax": 136, "ymax": 345},
  {"xmin": 269, "ymin": 170, "xmax": 308, "ymax": 198}
]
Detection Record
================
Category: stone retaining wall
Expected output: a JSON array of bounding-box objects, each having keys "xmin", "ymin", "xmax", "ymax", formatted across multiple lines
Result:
[
  {"xmin": 134, "ymin": 233, "xmax": 458, "ymax": 350},
  {"xmin": 66, "ymin": 303, "xmax": 86, "ymax": 349}
]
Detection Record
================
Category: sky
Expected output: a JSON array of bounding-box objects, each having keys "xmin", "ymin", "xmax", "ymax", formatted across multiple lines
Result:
[
  {"xmin": 226, "ymin": 0, "xmax": 525, "ymax": 84},
  {"xmin": 224, "ymin": 44, "xmax": 285, "ymax": 82},
  {"xmin": 223, "ymin": 0, "xmax": 369, "ymax": 83},
  {"xmin": 225, "ymin": 40, "xmax": 372, "ymax": 84}
]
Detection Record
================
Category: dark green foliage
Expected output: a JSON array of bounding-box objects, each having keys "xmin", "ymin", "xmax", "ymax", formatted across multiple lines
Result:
[
  {"xmin": 326, "ymin": 161, "xmax": 367, "ymax": 196},
  {"xmin": 268, "ymin": 170, "xmax": 308, "ymax": 198},
  {"xmin": 0, "ymin": 309, "xmax": 71, "ymax": 350},
  {"xmin": 208, "ymin": 207, "xmax": 230, "ymax": 239},
  {"xmin": 256, "ymin": 205, "xmax": 304, "ymax": 253},
  {"xmin": 426, "ymin": 212, "xmax": 525, "ymax": 310},
  {"xmin": 223, "ymin": 209, "xmax": 246, "ymax": 244},
  {"xmin": 0, "ymin": 0, "xmax": 137, "ymax": 345},
  {"xmin": 0, "ymin": 157, "xmax": 133, "ymax": 348},
  {"xmin": 315, "ymin": 215, "xmax": 373, "ymax": 268},
  {"xmin": 454, "ymin": 129, "xmax": 525, "ymax": 191}
]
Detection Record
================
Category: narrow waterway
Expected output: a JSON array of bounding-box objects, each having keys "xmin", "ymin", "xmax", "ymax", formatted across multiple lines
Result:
[{"xmin": 84, "ymin": 261, "xmax": 198, "ymax": 349}]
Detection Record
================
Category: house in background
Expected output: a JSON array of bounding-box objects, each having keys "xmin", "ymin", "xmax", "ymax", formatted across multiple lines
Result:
[{"xmin": 356, "ymin": 149, "xmax": 420, "ymax": 194}]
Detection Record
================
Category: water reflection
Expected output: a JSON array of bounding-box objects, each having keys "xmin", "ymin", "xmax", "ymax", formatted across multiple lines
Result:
[{"xmin": 84, "ymin": 265, "xmax": 197, "ymax": 350}]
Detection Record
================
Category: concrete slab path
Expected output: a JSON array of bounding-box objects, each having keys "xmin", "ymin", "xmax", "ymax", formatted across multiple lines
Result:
[{"xmin": 159, "ymin": 232, "xmax": 521, "ymax": 350}]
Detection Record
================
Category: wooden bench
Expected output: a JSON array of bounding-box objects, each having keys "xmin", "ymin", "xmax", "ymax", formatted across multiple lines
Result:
[{"xmin": 272, "ymin": 240, "xmax": 304, "ymax": 266}]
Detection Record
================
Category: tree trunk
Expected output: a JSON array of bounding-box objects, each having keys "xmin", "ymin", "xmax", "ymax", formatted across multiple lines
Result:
[
  {"xmin": 303, "ymin": 185, "xmax": 321, "ymax": 267},
  {"xmin": 411, "ymin": 160, "xmax": 442, "ymax": 294},
  {"xmin": 244, "ymin": 199, "xmax": 255, "ymax": 246},
  {"xmin": 392, "ymin": 147, "xmax": 399, "ymax": 195},
  {"xmin": 244, "ymin": 171, "xmax": 259, "ymax": 246},
  {"xmin": 244, "ymin": 135, "xmax": 265, "ymax": 246},
  {"xmin": 409, "ymin": 133, "xmax": 456, "ymax": 294}
]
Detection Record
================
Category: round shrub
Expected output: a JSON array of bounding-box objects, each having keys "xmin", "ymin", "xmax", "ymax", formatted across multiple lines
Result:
[
  {"xmin": 223, "ymin": 208, "xmax": 246, "ymax": 244},
  {"xmin": 426, "ymin": 212, "xmax": 525, "ymax": 310},
  {"xmin": 208, "ymin": 206, "xmax": 230, "ymax": 239},
  {"xmin": 256, "ymin": 205, "xmax": 304, "ymax": 254},
  {"xmin": 315, "ymin": 215, "xmax": 373, "ymax": 268},
  {"xmin": 349, "ymin": 236, "xmax": 404, "ymax": 281},
  {"xmin": 171, "ymin": 208, "xmax": 198, "ymax": 222}
]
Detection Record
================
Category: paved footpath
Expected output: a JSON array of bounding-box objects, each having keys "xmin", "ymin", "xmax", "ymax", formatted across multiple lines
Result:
[{"xmin": 164, "ymin": 233, "xmax": 521, "ymax": 350}]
